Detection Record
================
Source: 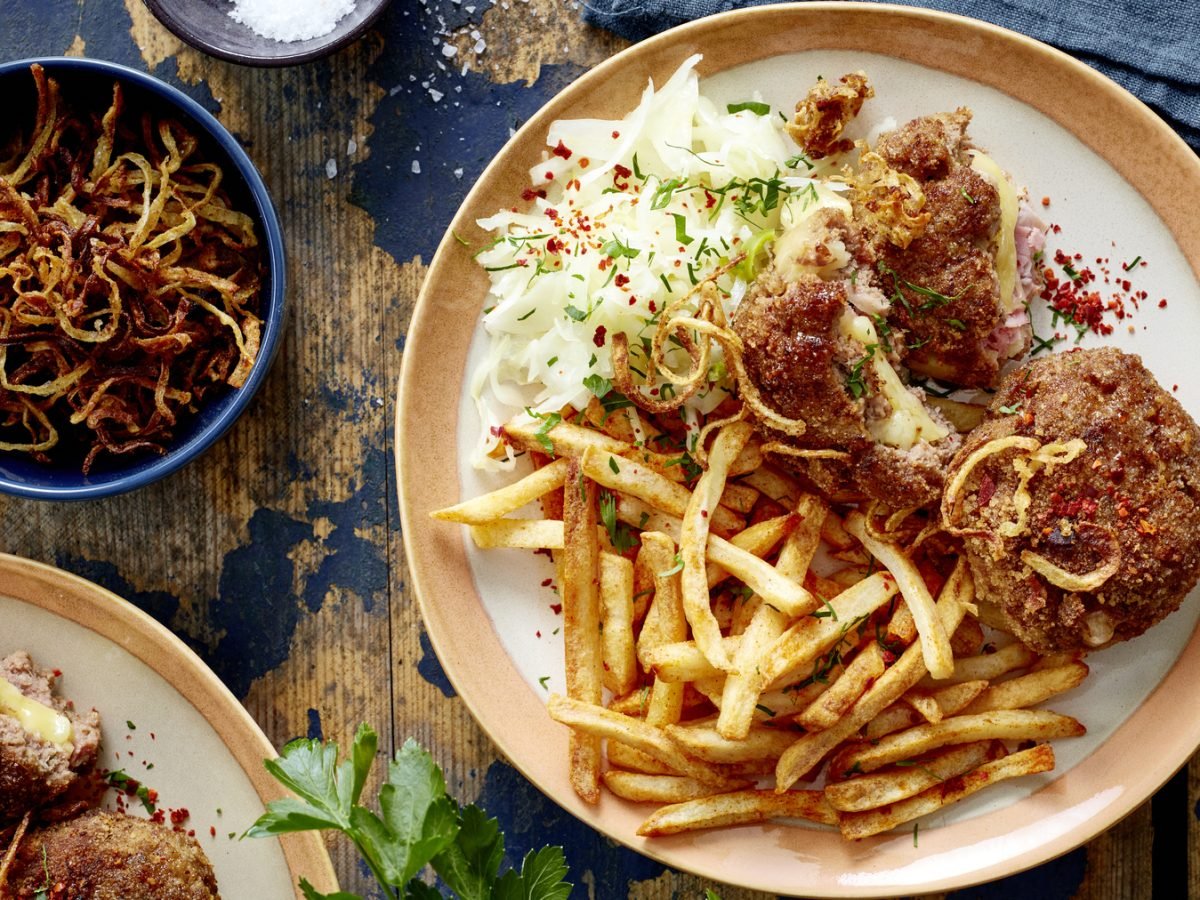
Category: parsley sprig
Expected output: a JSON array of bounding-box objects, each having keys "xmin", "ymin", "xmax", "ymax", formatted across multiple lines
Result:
[{"xmin": 247, "ymin": 726, "xmax": 572, "ymax": 900}]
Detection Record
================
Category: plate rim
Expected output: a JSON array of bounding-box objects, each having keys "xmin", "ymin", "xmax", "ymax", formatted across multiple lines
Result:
[
  {"xmin": 0, "ymin": 552, "xmax": 339, "ymax": 898},
  {"xmin": 396, "ymin": 3, "xmax": 1200, "ymax": 895}
]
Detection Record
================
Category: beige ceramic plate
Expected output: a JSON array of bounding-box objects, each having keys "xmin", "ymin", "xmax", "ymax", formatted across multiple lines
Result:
[
  {"xmin": 0, "ymin": 554, "xmax": 339, "ymax": 900},
  {"xmin": 398, "ymin": 3, "xmax": 1200, "ymax": 895}
]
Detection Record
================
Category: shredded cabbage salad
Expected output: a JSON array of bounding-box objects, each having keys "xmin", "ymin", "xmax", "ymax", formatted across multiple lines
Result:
[{"xmin": 469, "ymin": 55, "xmax": 844, "ymax": 470}]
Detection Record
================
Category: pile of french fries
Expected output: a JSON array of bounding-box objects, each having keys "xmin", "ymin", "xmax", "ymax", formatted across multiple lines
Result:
[{"xmin": 433, "ymin": 401, "xmax": 1089, "ymax": 841}]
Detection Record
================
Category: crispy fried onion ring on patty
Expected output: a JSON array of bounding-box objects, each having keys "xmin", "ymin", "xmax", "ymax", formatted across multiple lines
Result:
[
  {"xmin": 942, "ymin": 435, "xmax": 1121, "ymax": 590},
  {"xmin": 612, "ymin": 263, "xmax": 812, "ymax": 460}
]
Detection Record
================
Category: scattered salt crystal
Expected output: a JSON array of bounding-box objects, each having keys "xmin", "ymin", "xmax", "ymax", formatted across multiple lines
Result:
[
  {"xmin": 473, "ymin": 38, "xmax": 486, "ymax": 54},
  {"xmin": 228, "ymin": 0, "xmax": 357, "ymax": 43},
  {"xmin": 411, "ymin": 160, "xmax": 422, "ymax": 174},
  {"xmin": 429, "ymin": 88, "xmax": 444, "ymax": 102},
  {"xmin": 347, "ymin": 138, "xmax": 357, "ymax": 156},
  {"xmin": 441, "ymin": 43, "xmax": 458, "ymax": 58},
  {"xmin": 325, "ymin": 158, "xmax": 337, "ymax": 178},
  {"xmin": 453, "ymin": 167, "xmax": 464, "ymax": 179}
]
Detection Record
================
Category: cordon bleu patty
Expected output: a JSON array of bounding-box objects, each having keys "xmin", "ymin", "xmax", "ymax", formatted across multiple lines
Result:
[
  {"xmin": 941, "ymin": 348, "xmax": 1200, "ymax": 652},
  {"xmin": 0, "ymin": 651, "xmax": 101, "ymax": 826},
  {"xmin": 2, "ymin": 809, "xmax": 220, "ymax": 899},
  {"xmin": 733, "ymin": 268, "xmax": 960, "ymax": 509},
  {"xmin": 871, "ymin": 108, "xmax": 1030, "ymax": 389}
]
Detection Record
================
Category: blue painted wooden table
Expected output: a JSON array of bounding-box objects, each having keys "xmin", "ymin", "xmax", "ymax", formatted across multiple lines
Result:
[{"xmin": 0, "ymin": 2, "xmax": 1194, "ymax": 897}]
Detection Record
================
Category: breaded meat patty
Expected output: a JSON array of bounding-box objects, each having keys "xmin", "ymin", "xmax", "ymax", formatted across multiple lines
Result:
[
  {"xmin": 0, "ymin": 652, "xmax": 101, "ymax": 825},
  {"xmin": 734, "ymin": 269, "xmax": 960, "ymax": 508},
  {"xmin": 872, "ymin": 109, "xmax": 1035, "ymax": 389},
  {"xmin": 2, "ymin": 810, "xmax": 220, "ymax": 899},
  {"xmin": 941, "ymin": 348, "xmax": 1200, "ymax": 652}
]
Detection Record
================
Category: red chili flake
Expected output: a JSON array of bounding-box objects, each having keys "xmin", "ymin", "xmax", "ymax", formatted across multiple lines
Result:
[
  {"xmin": 170, "ymin": 807, "xmax": 190, "ymax": 826},
  {"xmin": 536, "ymin": 630, "xmax": 542, "ymax": 638},
  {"xmin": 210, "ymin": 826, "xmax": 217, "ymax": 838},
  {"xmin": 1159, "ymin": 299, "xmax": 1168, "ymax": 308},
  {"xmin": 545, "ymin": 237, "xmax": 563, "ymax": 254},
  {"xmin": 1041, "ymin": 196, "xmax": 1051, "ymax": 206},
  {"xmin": 552, "ymin": 140, "xmax": 573, "ymax": 160},
  {"xmin": 615, "ymin": 273, "xmax": 630, "ymax": 288},
  {"xmin": 579, "ymin": 158, "xmax": 590, "ymax": 168},
  {"xmin": 52, "ymin": 669, "xmax": 62, "ymax": 678},
  {"xmin": 150, "ymin": 809, "xmax": 165, "ymax": 824},
  {"xmin": 611, "ymin": 130, "xmax": 620, "ymax": 139},
  {"xmin": 648, "ymin": 299, "xmax": 657, "ymax": 313},
  {"xmin": 541, "ymin": 578, "xmax": 552, "ymax": 587},
  {"xmin": 544, "ymin": 171, "xmax": 555, "ymax": 181},
  {"xmin": 551, "ymin": 603, "xmax": 563, "ymax": 615},
  {"xmin": 628, "ymin": 297, "xmax": 636, "ymax": 305},
  {"xmin": 704, "ymin": 190, "xmax": 716, "ymax": 208},
  {"xmin": 593, "ymin": 325, "xmax": 607, "ymax": 348},
  {"xmin": 700, "ymin": 509, "xmax": 708, "ymax": 519},
  {"xmin": 521, "ymin": 187, "xmax": 547, "ymax": 202},
  {"xmin": 545, "ymin": 207, "xmax": 559, "ymax": 219},
  {"xmin": 613, "ymin": 163, "xmax": 632, "ymax": 179}
]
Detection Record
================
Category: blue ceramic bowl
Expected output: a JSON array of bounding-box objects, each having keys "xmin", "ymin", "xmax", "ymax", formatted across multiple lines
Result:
[{"xmin": 0, "ymin": 58, "xmax": 285, "ymax": 500}]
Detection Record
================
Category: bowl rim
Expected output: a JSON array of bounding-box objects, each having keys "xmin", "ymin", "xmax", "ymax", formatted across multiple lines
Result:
[
  {"xmin": 0, "ymin": 56, "xmax": 286, "ymax": 500},
  {"xmin": 141, "ymin": 0, "xmax": 392, "ymax": 67}
]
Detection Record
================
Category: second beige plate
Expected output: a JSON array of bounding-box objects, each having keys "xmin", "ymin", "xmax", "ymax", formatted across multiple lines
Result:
[{"xmin": 0, "ymin": 554, "xmax": 339, "ymax": 900}]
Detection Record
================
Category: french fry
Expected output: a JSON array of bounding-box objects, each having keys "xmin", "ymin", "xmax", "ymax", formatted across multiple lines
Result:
[
  {"xmin": 608, "ymin": 685, "xmax": 653, "ymax": 717},
  {"xmin": 615, "ymin": 495, "xmax": 816, "ymax": 616},
  {"xmin": 900, "ymin": 680, "xmax": 990, "ymax": 727},
  {"xmin": 797, "ymin": 642, "xmax": 886, "ymax": 732},
  {"xmin": 636, "ymin": 532, "xmax": 688, "ymax": 727},
  {"xmin": 719, "ymin": 481, "xmax": 760, "ymax": 515},
  {"xmin": 602, "ymin": 771, "xmax": 738, "ymax": 804},
  {"xmin": 950, "ymin": 614, "xmax": 986, "ymax": 657},
  {"xmin": 562, "ymin": 460, "xmax": 603, "ymax": 803},
  {"xmin": 581, "ymin": 446, "xmax": 744, "ymax": 538},
  {"xmin": 824, "ymin": 740, "xmax": 1003, "ymax": 812},
  {"xmin": 680, "ymin": 422, "xmax": 753, "ymax": 672},
  {"xmin": 706, "ymin": 514, "xmax": 795, "ymax": 588},
  {"xmin": 933, "ymin": 642, "xmax": 1038, "ymax": 685},
  {"xmin": 505, "ymin": 416, "xmax": 627, "ymax": 458},
  {"xmin": 717, "ymin": 492, "xmax": 829, "ymax": 734},
  {"xmin": 758, "ymin": 572, "xmax": 900, "ymax": 689},
  {"xmin": 959, "ymin": 662, "xmax": 1090, "ymax": 716},
  {"xmin": 838, "ymin": 709, "xmax": 1085, "ymax": 775},
  {"xmin": 775, "ymin": 559, "xmax": 973, "ymax": 790},
  {"xmin": 729, "ymin": 441, "xmax": 764, "ymax": 477},
  {"xmin": 545, "ymin": 695, "xmax": 742, "ymax": 788},
  {"xmin": 740, "ymin": 464, "xmax": 804, "ymax": 507},
  {"xmin": 641, "ymin": 637, "xmax": 741, "ymax": 683},
  {"xmin": 637, "ymin": 789, "xmax": 838, "ymax": 836},
  {"xmin": 845, "ymin": 511, "xmax": 954, "ymax": 680},
  {"xmin": 600, "ymin": 552, "xmax": 637, "ymax": 696},
  {"xmin": 607, "ymin": 739, "xmax": 674, "ymax": 775},
  {"xmin": 837, "ymin": 744, "xmax": 1056, "ymax": 840},
  {"xmin": 469, "ymin": 518, "xmax": 565, "ymax": 550},
  {"xmin": 665, "ymin": 721, "xmax": 800, "ymax": 763},
  {"xmin": 431, "ymin": 457, "xmax": 570, "ymax": 524},
  {"xmin": 820, "ymin": 510, "xmax": 856, "ymax": 551}
]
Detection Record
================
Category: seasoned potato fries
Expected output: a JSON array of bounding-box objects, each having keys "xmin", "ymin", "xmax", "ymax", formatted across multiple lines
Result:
[{"xmin": 433, "ymin": 409, "xmax": 1090, "ymax": 842}]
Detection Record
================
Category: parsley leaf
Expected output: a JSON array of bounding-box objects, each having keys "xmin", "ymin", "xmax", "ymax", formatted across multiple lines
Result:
[
  {"xmin": 727, "ymin": 100, "xmax": 770, "ymax": 116},
  {"xmin": 582, "ymin": 374, "xmax": 612, "ymax": 398},
  {"xmin": 249, "ymin": 728, "xmax": 573, "ymax": 900}
]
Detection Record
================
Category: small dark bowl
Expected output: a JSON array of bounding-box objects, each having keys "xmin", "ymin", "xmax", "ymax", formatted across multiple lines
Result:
[
  {"xmin": 0, "ymin": 58, "xmax": 285, "ymax": 501},
  {"xmin": 142, "ymin": 0, "xmax": 392, "ymax": 67}
]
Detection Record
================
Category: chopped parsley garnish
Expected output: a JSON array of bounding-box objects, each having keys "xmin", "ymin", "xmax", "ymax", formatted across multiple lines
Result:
[
  {"xmin": 657, "ymin": 554, "xmax": 684, "ymax": 578},
  {"xmin": 517, "ymin": 308, "xmax": 536, "ymax": 321},
  {"xmin": 1062, "ymin": 263, "xmax": 1082, "ymax": 282},
  {"xmin": 600, "ymin": 490, "xmax": 639, "ymax": 553},
  {"xmin": 583, "ymin": 374, "xmax": 612, "ymax": 398},
  {"xmin": 1123, "ymin": 255, "xmax": 1143, "ymax": 271},
  {"xmin": 959, "ymin": 187, "xmax": 976, "ymax": 204},
  {"xmin": 755, "ymin": 704, "xmax": 777, "ymax": 717},
  {"xmin": 538, "ymin": 676, "xmax": 550, "ymax": 689},
  {"xmin": 650, "ymin": 175, "xmax": 686, "ymax": 210},
  {"xmin": 602, "ymin": 236, "xmax": 640, "ymax": 259},
  {"xmin": 672, "ymin": 213, "xmax": 694, "ymax": 246},
  {"xmin": 945, "ymin": 318, "xmax": 967, "ymax": 331},
  {"xmin": 608, "ymin": 456, "xmax": 621, "ymax": 474},
  {"xmin": 524, "ymin": 407, "xmax": 562, "ymax": 454},
  {"xmin": 998, "ymin": 402, "xmax": 1022, "ymax": 415},
  {"xmin": 564, "ymin": 304, "xmax": 588, "ymax": 322},
  {"xmin": 785, "ymin": 151, "xmax": 815, "ymax": 171},
  {"xmin": 727, "ymin": 100, "xmax": 771, "ymax": 116},
  {"xmin": 811, "ymin": 600, "xmax": 839, "ymax": 620},
  {"xmin": 846, "ymin": 345, "xmax": 876, "ymax": 399}
]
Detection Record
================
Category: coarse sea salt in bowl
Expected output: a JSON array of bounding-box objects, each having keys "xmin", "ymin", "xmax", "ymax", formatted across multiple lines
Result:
[
  {"xmin": 0, "ymin": 57, "xmax": 285, "ymax": 500},
  {"xmin": 143, "ymin": 0, "xmax": 392, "ymax": 67}
]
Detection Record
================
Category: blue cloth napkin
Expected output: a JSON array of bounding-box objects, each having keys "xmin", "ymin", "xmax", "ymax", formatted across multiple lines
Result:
[{"xmin": 582, "ymin": 0, "xmax": 1200, "ymax": 153}]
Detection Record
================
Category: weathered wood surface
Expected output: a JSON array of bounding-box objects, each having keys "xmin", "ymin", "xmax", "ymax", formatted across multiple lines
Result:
[{"xmin": 0, "ymin": 1, "xmax": 1194, "ymax": 897}]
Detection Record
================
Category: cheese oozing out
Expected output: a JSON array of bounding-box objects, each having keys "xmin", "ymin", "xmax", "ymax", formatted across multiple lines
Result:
[
  {"xmin": 0, "ymin": 678, "xmax": 73, "ymax": 747},
  {"xmin": 968, "ymin": 150, "xmax": 1019, "ymax": 314},
  {"xmin": 841, "ymin": 313, "xmax": 949, "ymax": 450}
]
